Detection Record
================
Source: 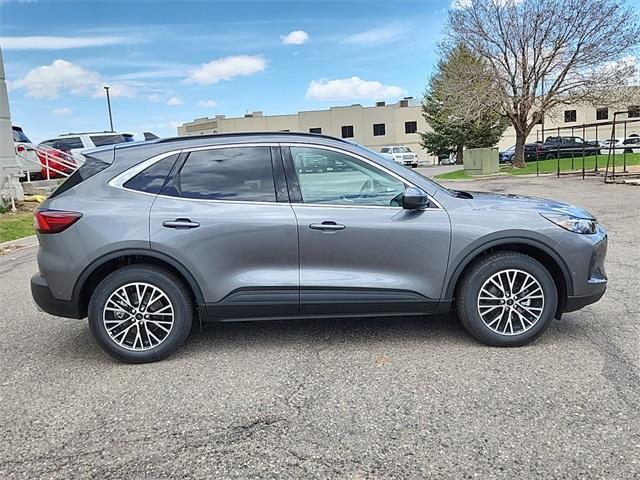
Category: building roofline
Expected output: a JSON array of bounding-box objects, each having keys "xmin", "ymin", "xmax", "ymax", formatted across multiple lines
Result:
[{"xmin": 157, "ymin": 131, "xmax": 352, "ymax": 144}]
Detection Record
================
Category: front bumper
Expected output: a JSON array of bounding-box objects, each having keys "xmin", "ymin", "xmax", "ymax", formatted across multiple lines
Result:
[
  {"xmin": 562, "ymin": 231, "xmax": 608, "ymax": 312},
  {"xmin": 31, "ymin": 273, "xmax": 83, "ymax": 319}
]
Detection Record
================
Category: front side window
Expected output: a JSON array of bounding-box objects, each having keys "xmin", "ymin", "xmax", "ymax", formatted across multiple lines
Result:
[
  {"xmin": 124, "ymin": 154, "xmax": 179, "ymax": 194},
  {"xmin": 56, "ymin": 137, "xmax": 84, "ymax": 151},
  {"xmin": 177, "ymin": 147, "xmax": 276, "ymax": 202},
  {"xmin": 290, "ymin": 146, "xmax": 405, "ymax": 207}
]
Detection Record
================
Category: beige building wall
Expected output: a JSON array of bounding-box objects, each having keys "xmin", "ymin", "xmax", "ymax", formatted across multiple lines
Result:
[{"xmin": 179, "ymin": 98, "xmax": 640, "ymax": 160}]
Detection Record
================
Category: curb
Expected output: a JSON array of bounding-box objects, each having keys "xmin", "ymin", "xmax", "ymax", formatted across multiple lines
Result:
[{"xmin": 0, "ymin": 235, "xmax": 38, "ymax": 253}]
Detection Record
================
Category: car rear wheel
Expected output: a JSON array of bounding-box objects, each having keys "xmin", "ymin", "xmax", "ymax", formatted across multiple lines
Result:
[
  {"xmin": 456, "ymin": 252, "xmax": 558, "ymax": 347},
  {"xmin": 88, "ymin": 265, "xmax": 193, "ymax": 363}
]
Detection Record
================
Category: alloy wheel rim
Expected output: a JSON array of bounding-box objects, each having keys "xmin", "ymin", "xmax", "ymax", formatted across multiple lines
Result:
[
  {"xmin": 476, "ymin": 269, "xmax": 545, "ymax": 336},
  {"xmin": 102, "ymin": 282, "xmax": 174, "ymax": 351}
]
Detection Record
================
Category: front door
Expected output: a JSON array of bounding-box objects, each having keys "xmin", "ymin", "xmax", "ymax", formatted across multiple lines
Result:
[{"xmin": 284, "ymin": 145, "xmax": 451, "ymax": 315}]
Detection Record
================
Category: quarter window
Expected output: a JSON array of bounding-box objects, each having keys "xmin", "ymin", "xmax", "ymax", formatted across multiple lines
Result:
[
  {"xmin": 124, "ymin": 154, "xmax": 179, "ymax": 194},
  {"xmin": 290, "ymin": 146, "xmax": 405, "ymax": 207},
  {"xmin": 373, "ymin": 123, "xmax": 386, "ymax": 136},
  {"xmin": 341, "ymin": 125, "xmax": 354, "ymax": 138},
  {"xmin": 177, "ymin": 147, "xmax": 276, "ymax": 202}
]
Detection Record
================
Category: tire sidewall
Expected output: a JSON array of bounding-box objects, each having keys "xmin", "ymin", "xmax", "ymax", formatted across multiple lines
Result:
[
  {"xmin": 88, "ymin": 267, "xmax": 192, "ymax": 363},
  {"xmin": 461, "ymin": 255, "xmax": 558, "ymax": 347}
]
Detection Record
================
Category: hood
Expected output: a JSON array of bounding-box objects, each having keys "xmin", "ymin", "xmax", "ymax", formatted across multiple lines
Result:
[{"xmin": 463, "ymin": 191, "xmax": 595, "ymax": 219}]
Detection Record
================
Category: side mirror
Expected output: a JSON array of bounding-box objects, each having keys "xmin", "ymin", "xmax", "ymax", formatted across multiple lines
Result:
[{"xmin": 402, "ymin": 186, "xmax": 429, "ymax": 210}]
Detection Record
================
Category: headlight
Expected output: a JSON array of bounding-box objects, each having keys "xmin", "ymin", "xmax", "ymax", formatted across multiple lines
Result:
[{"xmin": 541, "ymin": 213, "xmax": 597, "ymax": 234}]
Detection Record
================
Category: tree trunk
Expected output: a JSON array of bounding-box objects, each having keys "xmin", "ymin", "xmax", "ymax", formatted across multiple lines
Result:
[
  {"xmin": 513, "ymin": 131, "xmax": 527, "ymax": 168},
  {"xmin": 456, "ymin": 144, "xmax": 464, "ymax": 165}
]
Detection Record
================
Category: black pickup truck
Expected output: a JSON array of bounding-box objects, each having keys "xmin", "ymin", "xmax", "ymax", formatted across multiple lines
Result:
[{"xmin": 538, "ymin": 136, "xmax": 600, "ymax": 159}]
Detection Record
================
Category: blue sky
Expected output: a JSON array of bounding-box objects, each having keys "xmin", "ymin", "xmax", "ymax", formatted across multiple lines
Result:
[{"xmin": 0, "ymin": 0, "xmax": 453, "ymax": 142}]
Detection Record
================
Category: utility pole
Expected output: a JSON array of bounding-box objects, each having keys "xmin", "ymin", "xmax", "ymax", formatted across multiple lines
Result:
[{"xmin": 104, "ymin": 85, "xmax": 114, "ymax": 132}]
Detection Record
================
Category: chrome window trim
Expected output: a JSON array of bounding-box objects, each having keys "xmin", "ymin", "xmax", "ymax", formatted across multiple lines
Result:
[{"xmin": 108, "ymin": 141, "xmax": 444, "ymax": 211}]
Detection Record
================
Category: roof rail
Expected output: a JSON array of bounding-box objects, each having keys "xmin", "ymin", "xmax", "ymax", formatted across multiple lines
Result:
[
  {"xmin": 62, "ymin": 131, "xmax": 128, "ymax": 135},
  {"xmin": 156, "ymin": 131, "xmax": 351, "ymax": 144}
]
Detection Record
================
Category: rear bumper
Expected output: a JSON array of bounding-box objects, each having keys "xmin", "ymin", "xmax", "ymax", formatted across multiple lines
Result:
[{"xmin": 30, "ymin": 273, "xmax": 83, "ymax": 319}]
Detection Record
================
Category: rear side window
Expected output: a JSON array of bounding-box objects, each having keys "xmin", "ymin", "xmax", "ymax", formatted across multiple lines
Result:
[
  {"xmin": 177, "ymin": 147, "xmax": 276, "ymax": 202},
  {"xmin": 124, "ymin": 154, "xmax": 179, "ymax": 194},
  {"xmin": 12, "ymin": 128, "xmax": 31, "ymax": 143},
  {"xmin": 90, "ymin": 134, "xmax": 131, "ymax": 147}
]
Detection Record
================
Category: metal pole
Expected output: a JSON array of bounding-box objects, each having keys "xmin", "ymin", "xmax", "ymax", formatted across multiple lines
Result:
[
  {"xmin": 571, "ymin": 125, "xmax": 575, "ymax": 170},
  {"xmin": 557, "ymin": 126, "xmax": 561, "ymax": 178},
  {"xmin": 536, "ymin": 129, "xmax": 539, "ymax": 177},
  {"xmin": 623, "ymin": 120, "xmax": 628, "ymax": 173},
  {"xmin": 595, "ymin": 124, "xmax": 599, "ymax": 173},
  {"xmin": 581, "ymin": 124, "xmax": 585, "ymax": 179},
  {"xmin": 104, "ymin": 85, "xmax": 114, "ymax": 132}
]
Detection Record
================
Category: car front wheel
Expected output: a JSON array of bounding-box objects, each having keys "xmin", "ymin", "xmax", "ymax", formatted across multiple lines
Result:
[
  {"xmin": 88, "ymin": 265, "xmax": 193, "ymax": 363},
  {"xmin": 456, "ymin": 252, "xmax": 558, "ymax": 347}
]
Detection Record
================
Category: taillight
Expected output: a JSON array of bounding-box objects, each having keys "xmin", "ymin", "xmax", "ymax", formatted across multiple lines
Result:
[
  {"xmin": 16, "ymin": 145, "xmax": 26, "ymax": 154},
  {"xmin": 34, "ymin": 210, "xmax": 82, "ymax": 234}
]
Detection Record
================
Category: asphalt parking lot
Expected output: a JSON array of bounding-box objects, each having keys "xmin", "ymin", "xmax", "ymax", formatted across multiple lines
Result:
[{"xmin": 1, "ymin": 174, "xmax": 639, "ymax": 478}]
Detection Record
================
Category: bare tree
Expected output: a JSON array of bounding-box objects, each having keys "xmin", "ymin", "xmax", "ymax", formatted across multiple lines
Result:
[{"xmin": 448, "ymin": 0, "xmax": 640, "ymax": 167}]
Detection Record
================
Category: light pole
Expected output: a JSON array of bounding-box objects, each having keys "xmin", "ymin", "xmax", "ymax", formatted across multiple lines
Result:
[{"xmin": 104, "ymin": 85, "xmax": 114, "ymax": 131}]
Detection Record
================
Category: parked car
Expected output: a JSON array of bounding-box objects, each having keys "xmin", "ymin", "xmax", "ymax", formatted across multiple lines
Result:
[
  {"xmin": 12, "ymin": 126, "xmax": 41, "ymax": 180},
  {"xmin": 622, "ymin": 136, "xmax": 640, "ymax": 154},
  {"xmin": 31, "ymin": 132, "xmax": 608, "ymax": 363},
  {"xmin": 36, "ymin": 146, "xmax": 77, "ymax": 179},
  {"xmin": 538, "ymin": 136, "xmax": 600, "ymax": 159},
  {"xmin": 499, "ymin": 144, "xmax": 540, "ymax": 163},
  {"xmin": 499, "ymin": 146, "xmax": 515, "ymax": 163},
  {"xmin": 39, "ymin": 131, "xmax": 135, "ymax": 156},
  {"xmin": 380, "ymin": 145, "xmax": 419, "ymax": 167}
]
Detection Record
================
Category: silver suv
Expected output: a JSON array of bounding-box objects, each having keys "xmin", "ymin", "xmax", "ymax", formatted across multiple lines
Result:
[{"xmin": 31, "ymin": 133, "xmax": 608, "ymax": 363}]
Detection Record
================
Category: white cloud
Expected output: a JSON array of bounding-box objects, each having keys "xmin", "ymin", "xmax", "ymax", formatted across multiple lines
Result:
[
  {"xmin": 185, "ymin": 55, "xmax": 267, "ymax": 86},
  {"xmin": 166, "ymin": 96, "xmax": 183, "ymax": 106},
  {"xmin": 306, "ymin": 76, "xmax": 407, "ymax": 101},
  {"xmin": 148, "ymin": 94, "xmax": 163, "ymax": 102},
  {"xmin": 450, "ymin": 0, "xmax": 472, "ymax": 8},
  {"xmin": 197, "ymin": 99, "xmax": 218, "ymax": 108},
  {"xmin": 50, "ymin": 107, "xmax": 71, "ymax": 116},
  {"xmin": 343, "ymin": 25, "xmax": 406, "ymax": 45},
  {"xmin": 9, "ymin": 59, "xmax": 136, "ymax": 99},
  {"xmin": 281, "ymin": 30, "xmax": 309, "ymax": 45},
  {"xmin": 0, "ymin": 35, "xmax": 127, "ymax": 50}
]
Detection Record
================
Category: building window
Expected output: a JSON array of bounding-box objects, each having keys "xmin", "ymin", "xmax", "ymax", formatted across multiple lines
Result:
[
  {"xmin": 405, "ymin": 121, "xmax": 418, "ymax": 134},
  {"xmin": 596, "ymin": 108, "xmax": 608, "ymax": 121},
  {"xmin": 341, "ymin": 125, "xmax": 354, "ymax": 138},
  {"xmin": 628, "ymin": 106, "xmax": 640, "ymax": 118},
  {"xmin": 373, "ymin": 123, "xmax": 386, "ymax": 136},
  {"xmin": 564, "ymin": 110, "xmax": 577, "ymax": 122},
  {"xmin": 309, "ymin": 127, "xmax": 322, "ymax": 134}
]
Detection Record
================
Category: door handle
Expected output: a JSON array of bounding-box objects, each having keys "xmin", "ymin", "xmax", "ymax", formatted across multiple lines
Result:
[
  {"xmin": 309, "ymin": 221, "xmax": 345, "ymax": 231},
  {"xmin": 162, "ymin": 218, "xmax": 200, "ymax": 229}
]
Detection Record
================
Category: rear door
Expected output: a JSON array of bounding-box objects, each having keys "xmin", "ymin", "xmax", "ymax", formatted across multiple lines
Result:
[
  {"xmin": 149, "ymin": 144, "xmax": 299, "ymax": 318},
  {"xmin": 283, "ymin": 144, "xmax": 451, "ymax": 316}
]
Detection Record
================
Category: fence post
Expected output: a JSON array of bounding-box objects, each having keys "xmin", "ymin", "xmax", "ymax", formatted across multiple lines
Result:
[
  {"xmin": 595, "ymin": 124, "xmax": 599, "ymax": 173},
  {"xmin": 571, "ymin": 125, "xmax": 575, "ymax": 170},
  {"xmin": 582, "ymin": 124, "xmax": 586, "ymax": 179},
  {"xmin": 536, "ymin": 129, "xmax": 539, "ymax": 177},
  {"xmin": 623, "ymin": 120, "xmax": 628, "ymax": 173}
]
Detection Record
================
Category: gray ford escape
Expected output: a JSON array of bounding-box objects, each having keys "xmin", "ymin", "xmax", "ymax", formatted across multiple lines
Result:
[{"xmin": 31, "ymin": 132, "xmax": 607, "ymax": 363}]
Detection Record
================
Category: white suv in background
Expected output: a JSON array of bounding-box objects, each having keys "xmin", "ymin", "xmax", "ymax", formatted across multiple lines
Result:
[
  {"xmin": 39, "ymin": 131, "xmax": 135, "ymax": 155},
  {"xmin": 380, "ymin": 145, "xmax": 419, "ymax": 168}
]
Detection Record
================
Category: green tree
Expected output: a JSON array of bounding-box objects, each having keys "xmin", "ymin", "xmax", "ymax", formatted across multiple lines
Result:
[{"xmin": 421, "ymin": 45, "xmax": 508, "ymax": 164}]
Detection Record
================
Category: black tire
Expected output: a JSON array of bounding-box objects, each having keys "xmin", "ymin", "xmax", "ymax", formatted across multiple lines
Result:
[
  {"xmin": 545, "ymin": 153, "xmax": 556, "ymax": 160},
  {"xmin": 456, "ymin": 251, "xmax": 558, "ymax": 347},
  {"xmin": 88, "ymin": 264, "xmax": 193, "ymax": 363}
]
